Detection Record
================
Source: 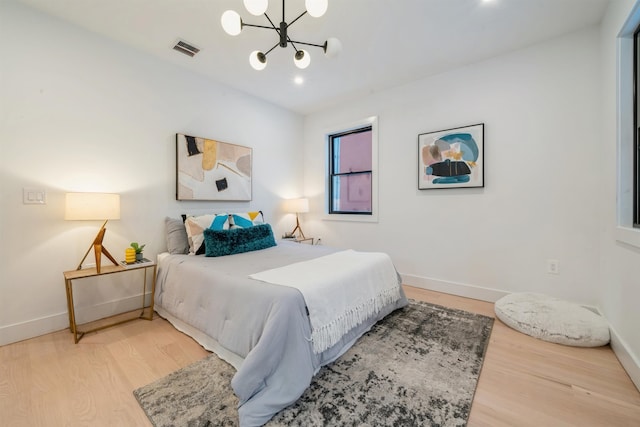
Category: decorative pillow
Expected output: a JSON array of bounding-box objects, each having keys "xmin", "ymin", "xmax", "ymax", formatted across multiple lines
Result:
[
  {"xmin": 210, "ymin": 214, "xmax": 230, "ymax": 230},
  {"xmin": 229, "ymin": 211, "xmax": 265, "ymax": 229},
  {"xmin": 184, "ymin": 213, "xmax": 230, "ymax": 255},
  {"xmin": 203, "ymin": 223, "xmax": 276, "ymax": 257},
  {"xmin": 165, "ymin": 217, "xmax": 189, "ymax": 255}
]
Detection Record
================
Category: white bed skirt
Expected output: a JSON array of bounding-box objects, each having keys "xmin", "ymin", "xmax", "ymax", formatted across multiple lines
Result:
[{"xmin": 154, "ymin": 305, "xmax": 245, "ymax": 370}]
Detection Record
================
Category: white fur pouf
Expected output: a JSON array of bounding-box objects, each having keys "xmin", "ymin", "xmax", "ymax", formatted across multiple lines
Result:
[{"xmin": 494, "ymin": 293, "xmax": 610, "ymax": 347}]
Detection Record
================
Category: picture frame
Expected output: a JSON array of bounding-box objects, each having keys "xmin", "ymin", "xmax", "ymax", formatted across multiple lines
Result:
[
  {"xmin": 176, "ymin": 133, "xmax": 252, "ymax": 201},
  {"xmin": 418, "ymin": 123, "xmax": 484, "ymax": 190}
]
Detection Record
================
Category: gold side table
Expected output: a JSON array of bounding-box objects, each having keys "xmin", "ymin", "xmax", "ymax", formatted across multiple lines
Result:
[
  {"xmin": 282, "ymin": 237, "xmax": 314, "ymax": 244},
  {"xmin": 294, "ymin": 237, "xmax": 314, "ymax": 244},
  {"xmin": 63, "ymin": 262, "xmax": 157, "ymax": 343}
]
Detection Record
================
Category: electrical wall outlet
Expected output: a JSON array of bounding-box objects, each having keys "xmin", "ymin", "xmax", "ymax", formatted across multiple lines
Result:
[{"xmin": 547, "ymin": 259, "xmax": 559, "ymax": 275}]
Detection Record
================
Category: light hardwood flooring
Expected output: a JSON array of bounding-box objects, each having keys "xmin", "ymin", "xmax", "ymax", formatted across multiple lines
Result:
[{"xmin": 1, "ymin": 286, "xmax": 639, "ymax": 426}]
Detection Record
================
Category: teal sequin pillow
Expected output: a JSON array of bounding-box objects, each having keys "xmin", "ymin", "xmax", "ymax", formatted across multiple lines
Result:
[{"xmin": 203, "ymin": 223, "xmax": 276, "ymax": 257}]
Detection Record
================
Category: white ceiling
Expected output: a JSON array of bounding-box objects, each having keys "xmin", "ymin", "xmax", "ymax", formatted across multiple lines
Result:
[{"xmin": 17, "ymin": 0, "xmax": 610, "ymax": 115}]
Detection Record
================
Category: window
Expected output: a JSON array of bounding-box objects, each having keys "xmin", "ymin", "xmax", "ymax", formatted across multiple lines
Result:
[
  {"xmin": 615, "ymin": 4, "xmax": 640, "ymax": 247},
  {"xmin": 635, "ymin": 27, "xmax": 640, "ymax": 227},
  {"xmin": 326, "ymin": 117, "xmax": 378, "ymax": 220},
  {"xmin": 329, "ymin": 126, "xmax": 372, "ymax": 214}
]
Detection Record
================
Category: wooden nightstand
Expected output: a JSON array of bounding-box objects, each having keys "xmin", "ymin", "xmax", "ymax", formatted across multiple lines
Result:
[{"xmin": 63, "ymin": 262, "xmax": 157, "ymax": 343}]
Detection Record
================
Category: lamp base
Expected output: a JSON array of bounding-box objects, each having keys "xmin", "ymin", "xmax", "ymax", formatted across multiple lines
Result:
[
  {"xmin": 76, "ymin": 220, "xmax": 118, "ymax": 274},
  {"xmin": 290, "ymin": 214, "xmax": 306, "ymax": 240}
]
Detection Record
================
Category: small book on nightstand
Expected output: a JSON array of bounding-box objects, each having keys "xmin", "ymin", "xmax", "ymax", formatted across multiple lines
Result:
[{"xmin": 120, "ymin": 258, "xmax": 154, "ymax": 268}]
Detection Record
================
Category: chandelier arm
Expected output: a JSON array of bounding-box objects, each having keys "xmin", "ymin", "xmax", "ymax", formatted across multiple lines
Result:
[
  {"xmin": 288, "ymin": 39, "xmax": 299, "ymax": 52},
  {"xmin": 287, "ymin": 11, "xmax": 308, "ymax": 28},
  {"xmin": 289, "ymin": 40, "xmax": 326, "ymax": 50},
  {"xmin": 264, "ymin": 13, "xmax": 279, "ymax": 32},
  {"xmin": 242, "ymin": 23, "xmax": 277, "ymax": 30},
  {"xmin": 264, "ymin": 42, "xmax": 280, "ymax": 56}
]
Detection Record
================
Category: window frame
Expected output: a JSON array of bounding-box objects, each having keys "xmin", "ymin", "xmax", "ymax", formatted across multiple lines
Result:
[
  {"xmin": 323, "ymin": 116, "xmax": 379, "ymax": 223},
  {"xmin": 615, "ymin": 3, "xmax": 640, "ymax": 247},
  {"xmin": 634, "ymin": 27, "xmax": 640, "ymax": 228},
  {"xmin": 328, "ymin": 125, "xmax": 373, "ymax": 215}
]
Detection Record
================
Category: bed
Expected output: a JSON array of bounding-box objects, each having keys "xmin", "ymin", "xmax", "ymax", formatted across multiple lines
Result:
[{"xmin": 155, "ymin": 214, "xmax": 408, "ymax": 426}]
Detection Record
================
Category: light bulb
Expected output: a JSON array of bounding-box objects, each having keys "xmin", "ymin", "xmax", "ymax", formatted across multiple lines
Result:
[
  {"xmin": 221, "ymin": 10, "xmax": 242, "ymax": 36},
  {"xmin": 294, "ymin": 50, "xmax": 310, "ymax": 69},
  {"xmin": 305, "ymin": 0, "xmax": 328, "ymax": 17},
  {"xmin": 324, "ymin": 37, "xmax": 342, "ymax": 58},
  {"xmin": 244, "ymin": 0, "xmax": 268, "ymax": 16},
  {"xmin": 250, "ymin": 51, "xmax": 267, "ymax": 70}
]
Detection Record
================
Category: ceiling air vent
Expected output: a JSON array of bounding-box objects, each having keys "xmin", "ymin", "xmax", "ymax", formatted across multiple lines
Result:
[{"xmin": 173, "ymin": 40, "xmax": 200, "ymax": 57}]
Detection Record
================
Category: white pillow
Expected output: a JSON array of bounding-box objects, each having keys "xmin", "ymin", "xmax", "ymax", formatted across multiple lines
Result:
[{"xmin": 184, "ymin": 214, "xmax": 229, "ymax": 255}]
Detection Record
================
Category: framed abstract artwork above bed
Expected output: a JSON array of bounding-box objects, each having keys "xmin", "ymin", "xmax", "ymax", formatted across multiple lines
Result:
[
  {"xmin": 418, "ymin": 123, "xmax": 484, "ymax": 190},
  {"xmin": 176, "ymin": 133, "xmax": 252, "ymax": 201}
]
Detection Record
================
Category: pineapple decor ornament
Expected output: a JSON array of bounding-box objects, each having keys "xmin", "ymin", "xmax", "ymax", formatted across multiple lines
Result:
[{"xmin": 125, "ymin": 247, "xmax": 136, "ymax": 264}]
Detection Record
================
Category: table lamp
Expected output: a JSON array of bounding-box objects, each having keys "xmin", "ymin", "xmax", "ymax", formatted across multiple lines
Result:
[
  {"xmin": 65, "ymin": 192, "xmax": 120, "ymax": 273},
  {"xmin": 284, "ymin": 198, "xmax": 309, "ymax": 239}
]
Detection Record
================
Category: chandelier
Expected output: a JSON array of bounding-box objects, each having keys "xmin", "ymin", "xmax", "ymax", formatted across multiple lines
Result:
[{"xmin": 221, "ymin": 0, "xmax": 342, "ymax": 70}]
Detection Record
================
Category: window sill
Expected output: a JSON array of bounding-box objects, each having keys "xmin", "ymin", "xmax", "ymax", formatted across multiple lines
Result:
[
  {"xmin": 615, "ymin": 226, "xmax": 640, "ymax": 249},
  {"xmin": 322, "ymin": 213, "xmax": 378, "ymax": 223}
]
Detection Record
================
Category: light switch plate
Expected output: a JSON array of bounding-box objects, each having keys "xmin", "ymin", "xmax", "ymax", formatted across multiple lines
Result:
[{"xmin": 23, "ymin": 188, "xmax": 47, "ymax": 205}]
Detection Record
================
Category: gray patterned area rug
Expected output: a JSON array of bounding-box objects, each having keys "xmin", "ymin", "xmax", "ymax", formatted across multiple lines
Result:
[{"xmin": 134, "ymin": 300, "xmax": 494, "ymax": 427}]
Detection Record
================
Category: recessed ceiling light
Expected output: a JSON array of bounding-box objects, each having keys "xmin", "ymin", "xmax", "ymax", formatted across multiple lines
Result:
[{"xmin": 294, "ymin": 76, "xmax": 304, "ymax": 85}]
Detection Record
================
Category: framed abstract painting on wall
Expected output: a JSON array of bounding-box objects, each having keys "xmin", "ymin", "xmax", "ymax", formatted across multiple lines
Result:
[
  {"xmin": 176, "ymin": 133, "xmax": 252, "ymax": 201},
  {"xmin": 418, "ymin": 123, "xmax": 484, "ymax": 190}
]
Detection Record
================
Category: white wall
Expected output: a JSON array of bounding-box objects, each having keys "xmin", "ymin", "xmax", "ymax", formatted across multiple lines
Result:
[
  {"xmin": 304, "ymin": 27, "xmax": 603, "ymax": 305},
  {"xmin": 0, "ymin": 2, "xmax": 304, "ymax": 345},
  {"xmin": 599, "ymin": 0, "xmax": 640, "ymax": 389}
]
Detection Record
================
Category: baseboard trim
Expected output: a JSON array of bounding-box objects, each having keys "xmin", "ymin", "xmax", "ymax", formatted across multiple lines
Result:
[
  {"xmin": 401, "ymin": 273, "xmax": 509, "ymax": 302},
  {"xmin": 0, "ymin": 293, "xmax": 153, "ymax": 346},
  {"xmin": 609, "ymin": 323, "xmax": 640, "ymax": 392}
]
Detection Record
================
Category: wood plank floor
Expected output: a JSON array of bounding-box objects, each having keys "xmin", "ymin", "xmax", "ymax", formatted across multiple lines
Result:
[{"xmin": 1, "ymin": 286, "xmax": 639, "ymax": 426}]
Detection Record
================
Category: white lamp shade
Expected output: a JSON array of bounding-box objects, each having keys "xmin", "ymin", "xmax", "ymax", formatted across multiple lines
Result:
[
  {"xmin": 65, "ymin": 193, "xmax": 120, "ymax": 221},
  {"xmin": 305, "ymin": 0, "xmax": 328, "ymax": 17},
  {"xmin": 284, "ymin": 198, "xmax": 309, "ymax": 213},
  {"xmin": 249, "ymin": 50, "xmax": 267, "ymax": 70},
  {"xmin": 294, "ymin": 49, "xmax": 311, "ymax": 69},
  {"xmin": 324, "ymin": 37, "xmax": 342, "ymax": 58},
  {"xmin": 244, "ymin": 0, "xmax": 268, "ymax": 16},
  {"xmin": 221, "ymin": 10, "xmax": 242, "ymax": 36}
]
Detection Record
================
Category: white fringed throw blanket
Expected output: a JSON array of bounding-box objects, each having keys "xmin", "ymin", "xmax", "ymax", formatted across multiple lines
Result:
[{"xmin": 249, "ymin": 250, "xmax": 402, "ymax": 354}]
